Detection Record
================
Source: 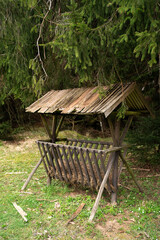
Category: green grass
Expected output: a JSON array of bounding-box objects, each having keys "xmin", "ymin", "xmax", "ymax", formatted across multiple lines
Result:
[{"xmin": 0, "ymin": 127, "xmax": 159, "ymax": 240}]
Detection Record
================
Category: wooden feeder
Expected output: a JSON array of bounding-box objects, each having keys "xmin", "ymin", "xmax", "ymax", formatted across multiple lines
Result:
[{"xmin": 24, "ymin": 82, "xmax": 153, "ymax": 221}]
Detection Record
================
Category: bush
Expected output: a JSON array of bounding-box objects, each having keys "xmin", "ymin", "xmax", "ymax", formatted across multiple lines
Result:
[
  {"xmin": 127, "ymin": 115, "xmax": 160, "ymax": 164},
  {"xmin": 0, "ymin": 121, "xmax": 12, "ymax": 139}
]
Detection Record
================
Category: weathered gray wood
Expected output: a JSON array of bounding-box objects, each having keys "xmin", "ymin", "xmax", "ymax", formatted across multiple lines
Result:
[
  {"xmin": 56, "ymin": 115, "xmax": 65, "ymax": 136},
  {"xmin": 86, "ymin": 149, "xmax": 97, "ymax": 187},
  {"xmin": 92, "ymin": 151, "xmax": 102, "ymax": 183},
  {"xmin": 118, "ymin": 148, "xmax": 127, "ymax": 181},
  {"xmin": 111, "ymin": 119, "xmax": 120, "ymax": 204},
  {"xmin": 40, "ymin": 114, "xmax": 52, "ymax": 139},
  {"xmin": 108, "ymin": 118, "xmax": 116, "ymax": 144},
  {"xmin": 62, "ymin": 146, "xmax": 72, "ymax": 178},
  {"xmin": 56, "ymin": 146, "xmax": 68, "ymax": 182},
  {"xmin": 119, "ymin": 151, "xmax": 143, "ymax": 192},
  {"xmin": 51, "ymin": 145, "xmax": 63, "ymax": 181},
  {"xmin": 111, "ymin": 152, "xmax": 119, "ymax": 204},
  {"xmin": 88, "ymin": 154, "xmax": 115, "ymax": 222},
  {"xmin": 12, "ymin": 202, "xmax": 28, "ymax": 222},
  {"xmin": 51, "ymin": 115, "xmax": 57, "ymax": 142},
  {"xmin": 21, "ymin": 158, "xmax": 43, "ymax": 191},
  {"xmin": 99, "ymin": 152, "xmax": 106, "ymax": 175},
  {"xmin": 37, "ymin": 142, "xmax": 49, "ymax": 176},
  {"xmin": 41, "ymin": 143, "xmax": 51, "ymax": 168},
  {"xmin": 46, "ymin": 144, "xmax": 56, "ymax": 174},
  {"xmin": 120, "ymin": 116, "xmax": 133, "ymax": 144},
  {"xmin": 79, "ymin": 149, "xmax": 90, "ymax": 186},
  {"xmin": 73, "ymin": 147, "xmax": 84, "ymax": 184},
  {"xmin": 68, "ymin": 146, "xmax": 78, "ymax": 180}
]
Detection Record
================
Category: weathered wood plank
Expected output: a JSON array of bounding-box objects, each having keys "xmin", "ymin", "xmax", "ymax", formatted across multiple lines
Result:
[
  {"xmin": 73, "ymin": 148, "xmax": 84, "ymax": 184},
  {"xmin": 50, "ymin": 145, "xmax": 63, "ymax": 181},
  {"xmin": 56, "ymin": 146, "xmax": 68, "ymax": 182},
  {"xmin": 68, "ymin": 146, "xmax": 78, "ymax": 180},
  {"xmin": 79, "ymin": 149, "xmax": 90, "ymax": 186},
  {"xmin": 86, "ymin": 149, "xmax": 97, "ymax": 187},
  {"xmin": 40, "ymin": 114, "xmax": 52, "ymax": 139}
]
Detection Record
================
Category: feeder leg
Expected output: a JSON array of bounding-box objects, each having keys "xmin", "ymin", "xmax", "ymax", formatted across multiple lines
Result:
[
  {"xmin": 47, "ymin": 176, "xmax": 52, "ymax": 186},
  {"xmin": 111, "ymin": 152, "xmax": 119, "ymax": 205},
  {"xmin": 21, "ymin": 158, "xmax": 43, "ymax": 191}
]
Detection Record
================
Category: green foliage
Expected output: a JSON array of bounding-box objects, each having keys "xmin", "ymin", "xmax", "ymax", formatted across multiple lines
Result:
[
  {"xmin": 0, "ymin": 121, "xmax": 12, "ymax": 138},
  {"xmin": 127, "ymin": 116, "xmax": 160, "ymax": 164},
  {"xmin": 0, "ymin": 0, "xmax": 37, "ymax": 105},
  {"xmin": 116, "ymin": 101, "xmax": 129, "ymax": 119}
]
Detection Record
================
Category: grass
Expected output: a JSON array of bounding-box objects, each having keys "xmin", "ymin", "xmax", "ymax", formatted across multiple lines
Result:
[{"xmin": 0, "ymin": 126, "xmax": 159, "ymax": 240}]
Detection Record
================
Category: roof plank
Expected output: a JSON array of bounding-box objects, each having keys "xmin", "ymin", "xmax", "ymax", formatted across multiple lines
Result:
[{"xmin": 26, "ymin": 83, "xmax": 153, "ymax": 118}]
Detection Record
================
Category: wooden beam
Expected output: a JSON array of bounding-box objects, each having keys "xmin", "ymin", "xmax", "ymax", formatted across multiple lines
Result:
[
  {"xmin": 111, "ymin": 118, "xmax": 120, "ymax": 204},
  {"xmin": 120, "ymin": 116, "xmax": 133, "ymax": 144},
  {"xmin": 56, "ymin": 115, "xmax": 65, "ymax": 136},
  {"xmin": 40, "ymin": 114, "xmax": 52, "ymax": 139},
  {"xmin": 119, "ymin": 151, "xmax": 143, "ymax": 192},
  {"xmin": 108, "ymin": 117, "xmax": 116, "ymax": 145},
  {"xmin": 51, "ymin": 115, "xmax": 57, "ymax": 142},
  {"xmin": 88, "ymin": 153, "xmax": 115, "ymax": 222},
  {"xmin": 135, "ymin": 86, "xmax": 155, "ymax": 118},
  {"xmin": 21, "ymin": 158, "xmax": 43, "ymax": 191}
]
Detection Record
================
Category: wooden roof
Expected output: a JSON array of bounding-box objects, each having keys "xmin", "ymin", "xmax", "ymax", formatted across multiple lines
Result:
[{"xmin": 26, "ymin": 82, "xmax": 153, "ymax": 118}]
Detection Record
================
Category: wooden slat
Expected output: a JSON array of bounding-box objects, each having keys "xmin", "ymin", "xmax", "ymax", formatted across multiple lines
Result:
[
  {"xmin": 45, "ymin": 144, "xmax": 56, "ymax": 175},
  {"xmin": 37, "ymin": 142, "xmax": 49, "ymax": 175},
  {"xmin": 61, "ymin": 146, "xmax": 72, "ymax": 178},
  {"xmin": 73, "ymin": 148, "xmax": 84, "ymax": 184},
  {"xmin": 56, "ymin": 146, "xmax": 68, "ymax": 182},
  {"xmin": 91, "ymin": 150, "xmax": 102, "ymax": 183},
  {"xmin": 41, "ymin": 143, "xmax": 51, "ymax": 168},
  {"xmin": 86, "ymin": 149, "xmax": 97, "ymax": 187},
  {"xmin": 68, "ymin": 146, "xmax": 78, "ymax": 180},
  {"xmin": 99, "ymin": 152, "xmax": 106, "ymax": 176},
  {"xmin": 79, "ymin": 149, "xmax": 90, "ymax": 186},
  {"xmin": 50, "ymin": 145, "xmax": 63, "ymax": 181}
]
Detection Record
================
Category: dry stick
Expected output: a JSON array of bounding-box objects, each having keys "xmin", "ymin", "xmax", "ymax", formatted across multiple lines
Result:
[
  {"xmin": 119, "ymin": 151, "xmax": 143, "ymax": 192},
  {"xmin": 88, "ymin": 155, "xmax": 115, "ymax": 222},
  {"xmin": 12, "ymin": 202, "xmax": 28, "ymax": 222},
  {"xmin": 21, "ymin": 158, "xmax": 43, "ymax": 191},
  {"xmin": 66, "ymin": 203, "xmax": 85, "ymax": 225}
]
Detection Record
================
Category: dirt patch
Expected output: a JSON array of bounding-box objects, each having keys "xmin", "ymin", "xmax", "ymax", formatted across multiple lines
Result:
[
  {"xmin": 3, "ymin": 137, "xmax": 38, "ymax": 152},
  {"xmin": 96, "ymin": 212, "xmax": 135, "ymax": 240}
]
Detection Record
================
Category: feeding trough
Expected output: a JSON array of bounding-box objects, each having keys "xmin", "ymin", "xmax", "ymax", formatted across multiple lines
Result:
[{"xmin": 23, "ymin": 82, "xmax": 153, "ymax": 220}]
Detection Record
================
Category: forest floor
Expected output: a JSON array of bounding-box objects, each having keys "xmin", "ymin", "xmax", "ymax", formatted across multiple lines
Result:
[{"xmin": 0, "ymin": 126, "xmax": 159, "ymax": 240}]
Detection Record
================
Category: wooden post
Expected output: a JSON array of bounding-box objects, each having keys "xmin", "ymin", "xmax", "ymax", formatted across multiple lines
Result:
[
  {"xmin": 51, "ymin": 115, "xmax": 57, "ymax": 142},
  {"xmin": 119, "ymin": 151, "xmax": 143, "ymax": 192},
  {"xmin": 56, "ymin": 115, "xmax": 65, "ymax": 136},
  {"xmin": 88, "ymin": 153, "xmax": 115, "ymax": 222},
  {"xmin": 40, "ymin": 114, "xmax": 52, "ymax": 139},
  {"xmin": 111, "ymin": 119, "xmax": 120, "ymax": 204},
  {"xmin": 21, "ymin": 158, "xmax": 43, "ymax": 191}
]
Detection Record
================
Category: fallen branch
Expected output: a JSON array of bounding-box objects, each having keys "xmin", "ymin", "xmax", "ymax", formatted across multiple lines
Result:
[
  {"xmin": 12, "ymin": 202, "xmax": 28, "ymax": 222},
  {"xmin": 140, "ymin": 174, "xmax": 160, "ymax": 178},
  {"xmin": 5, "ymin": 172, "xmax": 27, "ymax": 175},
  {"xmin": 122, "ymin": 167, "xmax": 150, "ymax": 171},
  {"xmin": 66, "ymin": 203, "xmax": 85, "ymax": 225},
  {"xmin": 118, "ymin": 184, "xmax": 131, "ymax": 191}
]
